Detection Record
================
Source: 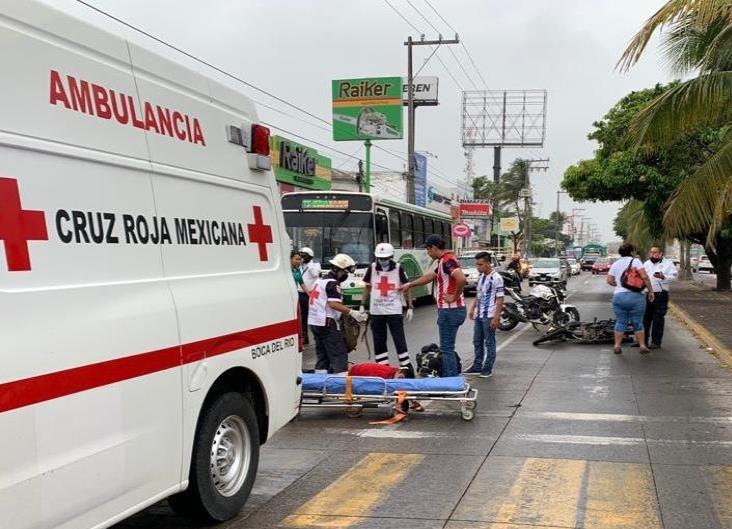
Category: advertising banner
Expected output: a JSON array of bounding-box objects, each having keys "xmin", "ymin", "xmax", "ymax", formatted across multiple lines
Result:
[
  {"xmin": 426, "ymin": 184, "xmax": 453, "ymax": 214},
  {"xmin": 402, "ymin": 76, "xmax": 439, "ymax": 104},
  {"xmin": 499, "ymin": 217, "xmax": 520, "ymax": 232},
  {"xmin": 332, "ymin": 77, "xmax": 403, "ymax": 141},
  {"xmin": 459, "ymin": 200, "xmax": 491, "ymax": 218},
  {"xmin": 270, "ymin": 135, "xmax": 332, "ymax": 190},
  {"xmin": 414, "ymin": 152, "xmax": 427, "ymax": 208}
]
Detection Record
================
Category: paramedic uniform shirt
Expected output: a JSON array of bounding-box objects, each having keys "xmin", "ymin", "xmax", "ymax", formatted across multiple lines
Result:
[
  {"xmin": 363, "ymin": 260, "xmax": 409, "ymax": 315},
  {"xmin": 434, "ymin": 252, "xmax": 464, "ymax": 309}
]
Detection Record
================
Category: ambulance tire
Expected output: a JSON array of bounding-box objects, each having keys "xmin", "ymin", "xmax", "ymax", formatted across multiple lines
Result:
[{"xmin": 170, "ymin": 392, "xmax": 260, "ymax": 521}]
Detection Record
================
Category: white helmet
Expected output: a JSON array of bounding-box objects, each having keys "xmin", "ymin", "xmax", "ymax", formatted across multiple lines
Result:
[
  {"xmin": 530, "ymin": 284, "xmax": 554, "ymax": 300},
  {"xmin": 329, "ymin": 253, "xmax": 356, "ymax": 271},
  {"xmin": 374, "ymin": 242, "xmax": 394, "ymax": 258},
  {"xmin": 299, "ymin": 247, "xmax": 314, "ymax": 257}
]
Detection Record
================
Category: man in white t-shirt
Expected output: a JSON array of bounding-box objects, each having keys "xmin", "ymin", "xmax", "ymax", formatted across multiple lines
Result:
[
  {"xmin": 638, "ymin": 246, "xmax": 677, "ymax": 349},
  {"xmin": 298, "ymin": 247, "xmax": 321, "ymax": 345}
]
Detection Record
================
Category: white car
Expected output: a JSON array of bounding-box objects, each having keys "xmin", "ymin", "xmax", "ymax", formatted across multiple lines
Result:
[
  {"xmin": 696, "ymin": 255, "xmax": 715, "ymax": 273},
  {"xmin": 566, "ymin": 258, "xmax": 581, "ymax": 275}
]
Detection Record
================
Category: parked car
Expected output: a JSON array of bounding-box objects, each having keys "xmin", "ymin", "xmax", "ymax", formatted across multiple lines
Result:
[
  {"xmin": 591, "ymin": 257, "xmax": 611, "ymax": 274},
  {"xmin": 528, "ymin": 257, "xmax": 568, "ymax": 287},
  {"xmin": 566, "ymin": 258, "xmax": 581, "ymax": 275},
  {"xmin": 696, "ymin": 255, "xmax": 715, "ymax": 273}
]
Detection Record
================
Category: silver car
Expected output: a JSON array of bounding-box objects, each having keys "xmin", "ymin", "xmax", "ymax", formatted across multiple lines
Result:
[{"xmin": 528, "ymin": 257, "xmax": 568, "ymax": 287}]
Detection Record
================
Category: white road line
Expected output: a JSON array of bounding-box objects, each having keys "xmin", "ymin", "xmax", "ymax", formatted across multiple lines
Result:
[
  {"xmin": 517, "ymin": 433, "xmax": 732, "ymax": 447},
  {"xmin": 519, "ymin": 411, "xmax": 732, "ymax": 424}
]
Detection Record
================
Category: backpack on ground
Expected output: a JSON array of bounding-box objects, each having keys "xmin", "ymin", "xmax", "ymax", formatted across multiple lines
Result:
[
  {"xmin": 416, "ymin": 344, "xmax": 462, "ymax": 377},
  {"xmin": 620, "ymin": 258, "xmax": 645, "ymax": 292}
]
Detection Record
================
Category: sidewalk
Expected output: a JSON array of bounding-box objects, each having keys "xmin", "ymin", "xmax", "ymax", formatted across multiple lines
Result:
[{"xmin": 669, "ymin": 280, "xmax": 732, "ymax": 366}]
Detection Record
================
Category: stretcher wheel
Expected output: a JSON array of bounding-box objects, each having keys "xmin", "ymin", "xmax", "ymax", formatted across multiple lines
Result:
[
  {"xmin": 464, "ymin": 400, "xmax": 476, "ymax": 410},
  {"xmin": 461, "ymin": 408, "xmax": 475, "ymax": 421}
]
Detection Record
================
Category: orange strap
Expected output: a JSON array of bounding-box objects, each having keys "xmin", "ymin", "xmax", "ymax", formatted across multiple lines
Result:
[
  {"xmin": 345, "ymin": 375, "xmax": 353, "ymax": 403},
  {"xmin": 369, "ymin": 391, "xmax": 408, "ymax": 425}
]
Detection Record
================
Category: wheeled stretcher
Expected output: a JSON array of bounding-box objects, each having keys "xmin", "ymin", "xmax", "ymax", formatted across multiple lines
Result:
[{"xmin": 300, "ymin": 373, "xmax": 479, "ymax": 421}]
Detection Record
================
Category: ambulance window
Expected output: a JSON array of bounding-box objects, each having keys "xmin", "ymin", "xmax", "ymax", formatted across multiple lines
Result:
[
  {"xmin": 424, "ymin": 217, "xmax": 434, "ymax": 237},
  {"xmin": 389, "ymin": 210, "xmax": 401, "ymax": 247},
  {"xmin": 414, "ymin": 216, "xmax": 425, "ymax": 247},
  {"xmin": 375, "ymin": 210, "xmax": 389, "ymax": 243},
  {"xmin": 401, "ymin": 213, "xmax": 413, "ymax": 249}
]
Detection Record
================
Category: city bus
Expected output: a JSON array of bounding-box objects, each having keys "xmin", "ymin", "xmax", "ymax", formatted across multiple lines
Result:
[{"xmin": 281, "ymin": 191, "xmax": 453, "ymax": 305}]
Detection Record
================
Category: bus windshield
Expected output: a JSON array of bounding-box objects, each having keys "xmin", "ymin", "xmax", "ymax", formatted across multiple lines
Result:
[{"xmin": 284, "ymin": 211, "xmax": 374, "ymax": 267}]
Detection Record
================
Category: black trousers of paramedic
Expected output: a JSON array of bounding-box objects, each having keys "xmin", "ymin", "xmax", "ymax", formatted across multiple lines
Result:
[
  {"xmin": 298, "ymin": 292, "xmax": 310, "ymax": 344},
  {"xmin": 311, "ymin": 319, "xmax": 348, "ymax": 373},
  {"xmin": 371, "ymin": 314, "xmax": 410, "ymax": 367},
  {"xmin": 643, "ymin": 290, "xmax": 669, "ymax": 346}
]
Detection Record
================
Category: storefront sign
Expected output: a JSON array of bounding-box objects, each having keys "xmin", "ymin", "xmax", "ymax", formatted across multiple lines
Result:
[
  {"xmin": 452, "ymin": 223, "xmax": 472, "ymax": 238},
  {"xmin": 270, "ymin": 135, "xmax": 331, "ymax": 190},
  {"xmin": 459, "ymin": 200, "xmax": 491, "ymax": 217},
  {"xmin": 500, "ymin": 217, "xmax": 520, "ymax": 232},
  {"xmin": 414, "ymin": 153, "xmax": 427, "ymax": 208},
  {"xmin": 332, "ymin": 77, "xmax": 404, "ymax": 141}
]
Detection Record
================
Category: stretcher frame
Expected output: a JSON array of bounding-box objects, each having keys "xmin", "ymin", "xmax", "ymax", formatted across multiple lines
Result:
[{"xmin": 299, "ymin": 374, "xmax": 479, "ymax": 421}]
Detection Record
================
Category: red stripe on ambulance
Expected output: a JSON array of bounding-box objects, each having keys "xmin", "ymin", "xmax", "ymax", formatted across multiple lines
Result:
[{"xmin": 0, "ymin": 319, "xmax": 298, "ymax": 413}]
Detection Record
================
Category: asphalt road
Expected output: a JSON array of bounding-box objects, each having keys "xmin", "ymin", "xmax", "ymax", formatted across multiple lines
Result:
[{"xmin": 117, "ymin": 273, "xmax": 732, "ymax": 529}]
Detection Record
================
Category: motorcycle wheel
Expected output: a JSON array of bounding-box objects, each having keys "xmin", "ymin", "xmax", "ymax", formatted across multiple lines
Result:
[
  {"xmin": 533, "ymin": 327, "xmax": 569, "ymax": 346},
  {"xmin": 498, "ymin": 306, "xmax": 519, "ymax": 331},
  {"xmin": 553, "ymin": 307, "xmax": 580, "ymax": 327}
]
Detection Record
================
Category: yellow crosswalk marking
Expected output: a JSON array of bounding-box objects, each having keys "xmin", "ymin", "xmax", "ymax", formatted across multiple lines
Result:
[
  {"xmin": 584, "ymin": 461, "xmax": 662, "ymax": 528},
  {"xmin": 283, "ymin": 453, "xmax": 423, "ymax": 528},
  {"xmin": 705, "ymin": 465, "xmax": 732, "ymax": 521}
]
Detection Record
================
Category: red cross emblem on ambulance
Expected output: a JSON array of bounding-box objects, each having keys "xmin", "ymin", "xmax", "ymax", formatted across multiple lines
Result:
[
  {"xmin": 247, "ymin": 205, "xmax": 273, "ymax": 261},
  {"xmin": 0, "ymin": 178, "xmax": 48, "ymax": 272}
]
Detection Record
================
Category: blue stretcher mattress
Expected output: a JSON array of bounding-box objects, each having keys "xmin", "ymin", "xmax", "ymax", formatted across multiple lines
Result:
[{"xmin": 301, "ymin": 373, "xmax": 466, "ymax": 395}]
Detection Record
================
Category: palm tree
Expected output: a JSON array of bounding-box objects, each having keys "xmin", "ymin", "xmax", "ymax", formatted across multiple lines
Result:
[{"xmin": 619, "ymin": 0, "xmax": 732, "ymax": 290}]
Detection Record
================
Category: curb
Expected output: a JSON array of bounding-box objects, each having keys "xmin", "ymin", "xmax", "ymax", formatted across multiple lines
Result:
[{"xmin": 668, "ymin": 301, "xmax": 732, "ymax": 369}]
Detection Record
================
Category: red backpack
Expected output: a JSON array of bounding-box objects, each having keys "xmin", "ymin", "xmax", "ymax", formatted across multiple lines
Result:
[{"xmin": 620, "ymin": 258, "xmax": 645, "ymax": 292}]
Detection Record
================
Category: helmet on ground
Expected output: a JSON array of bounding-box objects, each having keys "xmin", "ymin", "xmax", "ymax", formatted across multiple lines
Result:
[
  {"xmin": 329, "ymin": 253, "xmax": 356, "ymax": 271},
  {"xmin": 299, "ymin": 247, "xmax": 314, "ymax": 257},
  {"xmin": 374, "ymin": 242, "xmax": 395, "ymax": 258},
  {"xmin": 530, "ymin": 284, "xmax": 554, "ymax": 300}
]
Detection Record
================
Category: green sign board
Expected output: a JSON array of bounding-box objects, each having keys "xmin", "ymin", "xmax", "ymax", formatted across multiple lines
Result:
[
  {"xmin": 270, "ymin": 135, "xmax": 332, "ymax": 190},
  {"xmin": 332, "ymin": 77, "xmax": 403, "ymax": 141}
]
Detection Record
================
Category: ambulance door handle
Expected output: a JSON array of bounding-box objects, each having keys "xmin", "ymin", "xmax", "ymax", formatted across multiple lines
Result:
[{"xmin": 188, "ymin": 362, "xmax": 208, "ymax": 391}]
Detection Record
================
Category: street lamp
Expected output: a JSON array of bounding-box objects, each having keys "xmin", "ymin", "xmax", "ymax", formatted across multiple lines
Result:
[{"xmin": 555, "ymin": 190, "xmax": 567, "ymax": 257}]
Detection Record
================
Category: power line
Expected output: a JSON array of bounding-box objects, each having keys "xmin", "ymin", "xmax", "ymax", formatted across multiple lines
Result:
[
  {"xmin": 74, "ymin": 0, "xmax": 331, "ymax": 127},
  {"xmin": 422, "ymin": 0, "xmax": 489, "ymax": 90}
]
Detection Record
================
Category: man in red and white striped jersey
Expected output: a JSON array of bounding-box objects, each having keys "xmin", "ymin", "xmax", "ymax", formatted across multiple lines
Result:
[{"xmin": 401, "ymin": 234, "xmax": 467, "ymax": 376}]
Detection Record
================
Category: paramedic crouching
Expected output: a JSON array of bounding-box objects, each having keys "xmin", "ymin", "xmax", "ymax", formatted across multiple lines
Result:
[{"xmin": 308, "ymin": 254, "xmax": 367, "ymax": 373}]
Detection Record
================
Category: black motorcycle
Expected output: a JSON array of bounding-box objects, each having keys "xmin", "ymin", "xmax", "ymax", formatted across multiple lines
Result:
[
  {"xmin": 532, "ymin": 318, "xmax": 634, "ymax": 346},
  {"xmin": 498, "ymin": 283, "xmax": 580, "ymax": 331}
]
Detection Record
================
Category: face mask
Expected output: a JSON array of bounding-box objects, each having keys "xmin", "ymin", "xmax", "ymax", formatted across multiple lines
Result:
[
  {"xmin": 336, "ymin": 269, "xmax": 349, "ymax": 283},
  {"xmin": 650, "ymin": 257, "xmax": 661, "ymax": 264},
  {"xmin": 377, "ymin": 258, "xmax": 391, "ymax": 269}
]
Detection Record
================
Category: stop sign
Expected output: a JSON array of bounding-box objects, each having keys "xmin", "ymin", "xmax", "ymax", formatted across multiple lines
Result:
[{"xmin": 452, "ymin": 223, "xmax": 472, "ymax": 238}]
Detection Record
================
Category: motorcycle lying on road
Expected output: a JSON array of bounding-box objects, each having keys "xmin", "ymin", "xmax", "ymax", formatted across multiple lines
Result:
[
  {"xmin": 498, "ymin": 280, "xmax": 580, "ymax": 331},
  {"xmin": 532, "ymin": 318, "xmax": 634, "ymax": 346}
]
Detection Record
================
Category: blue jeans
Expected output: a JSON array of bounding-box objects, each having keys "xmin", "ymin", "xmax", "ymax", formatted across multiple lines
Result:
[
  {"xmin": 437, "ymin": 307, "xmax": 466, "ymax": 377},
  {"xmin": 612, "ymin": 291, "xmax": 646, "ymax": 332},
  {"xmin": 473, "ymin": 317, "xmax": 497, "ymax": 373}
]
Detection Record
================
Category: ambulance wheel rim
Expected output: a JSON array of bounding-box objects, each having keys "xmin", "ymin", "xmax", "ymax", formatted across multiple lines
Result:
[{"xmin": 210, "ymin": 415, "xmax": 251, "ymax": 497}]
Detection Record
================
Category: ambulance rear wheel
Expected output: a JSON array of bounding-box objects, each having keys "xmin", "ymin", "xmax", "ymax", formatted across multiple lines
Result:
[{"xmin": 170, "ymin": 392, "xmax": 259, "ymax": 521}]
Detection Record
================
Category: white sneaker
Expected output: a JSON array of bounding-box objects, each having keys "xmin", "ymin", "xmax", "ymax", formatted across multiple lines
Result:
[{"xmin": 479, "ymin": 371, "xmax": 493, "ymax": 378}]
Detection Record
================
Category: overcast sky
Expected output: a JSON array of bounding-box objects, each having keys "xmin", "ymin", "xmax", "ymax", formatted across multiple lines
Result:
[{"xmin": 47, "ymin": 0, "xmax": 672, "ymax": 241}]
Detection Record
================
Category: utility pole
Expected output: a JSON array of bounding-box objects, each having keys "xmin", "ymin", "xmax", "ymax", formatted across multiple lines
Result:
[
  {"xmin": 520, "ymin": 158, "xmax": 549, "ymax": 258},
  {"xmin": 555, "ymin": 190, "xmax": 566, "ymax": 257},
  {"xmin": 405, "ymin": 34, "xmax": 459, "ymax": 204}
]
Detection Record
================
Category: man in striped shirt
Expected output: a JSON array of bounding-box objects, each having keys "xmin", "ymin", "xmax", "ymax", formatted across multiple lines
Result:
[
  {"xmin": 401, "ymin": 234, "xmax": 467, "ymax": 377},
  {"xmin": 466, "ymin": 252, "xmax": 504, "ymax": 378}
]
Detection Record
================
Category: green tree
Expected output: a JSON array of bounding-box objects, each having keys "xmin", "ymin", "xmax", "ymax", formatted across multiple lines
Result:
[
  {"xmin": 562, "ymin": 83, "xmax": 729, "ymax": 288},
  {"xmin": 618, "ymin": 0, "xmax": 732, "ymax": 290}
]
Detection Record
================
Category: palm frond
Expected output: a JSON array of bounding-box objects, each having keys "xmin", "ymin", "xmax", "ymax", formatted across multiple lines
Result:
[
  {"xmin": 700, "ymin": 20, "xmax": 732, "ymax": 70},
  {"xmin": 629, "ymin": 71, "xmax": 732, "ymax": 148},
  {"xmin": 664, "ymin": 136, "xmax": 732, "ymax": 244},
  {"xmin": 661, "ymin": 14, "xmax": 728, "ymax": 74},
  {"xmin": 618, "ymin": 0, "xmax": 732, "ymax": 72}
]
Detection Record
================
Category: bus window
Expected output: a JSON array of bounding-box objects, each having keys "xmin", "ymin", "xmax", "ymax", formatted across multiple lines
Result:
[
  {"xmin": 389, "ymin": 210, "xmax": 401, "ymax": 247},
  {"xmin": 401, "ymin": 213, "xmax": 413, "ymax": 249},
  {"xmin": 424, "ymin": 217, "xmax": 434, "ymax": 238},
  {"xmin": 414, "ymin": 216, "xmax": 425, "ymax": 247},
  {"xmin": 375, "ymin": 209, "xmax": 389, "ymax": 243}
]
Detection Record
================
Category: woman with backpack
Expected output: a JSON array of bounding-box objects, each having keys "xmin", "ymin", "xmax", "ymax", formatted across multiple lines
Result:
[{"xmin": 607, "ymin": 243, "xmax": 655, "ymax": 354}]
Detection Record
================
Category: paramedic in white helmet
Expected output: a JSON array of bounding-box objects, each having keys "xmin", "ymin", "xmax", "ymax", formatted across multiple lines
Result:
[
  {"xmin": 308, "ymin": 254, "xmax": 367, "ymax": 373},
  {"xmin": 298, "ymin": 247, "xmax": 321, "ymax": 345},
  {"xmin": 360, "ymin": 243, "xmax": 415, "ymax": 376}
]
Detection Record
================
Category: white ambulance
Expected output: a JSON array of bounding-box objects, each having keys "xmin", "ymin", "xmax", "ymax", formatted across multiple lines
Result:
[{"xmin": 0, "ymin": 2, "xmax": 301, "ymax": 527}]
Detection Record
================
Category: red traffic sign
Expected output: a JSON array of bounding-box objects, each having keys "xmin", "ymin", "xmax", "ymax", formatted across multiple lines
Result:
[{"xmin": 452, "ymin": 223, "xmax": 472, "ymax": 238}]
